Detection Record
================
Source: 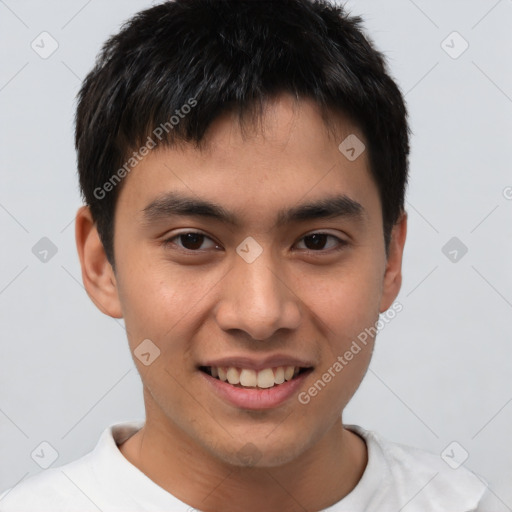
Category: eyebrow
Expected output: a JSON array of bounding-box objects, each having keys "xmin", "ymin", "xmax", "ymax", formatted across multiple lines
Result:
[{"xmin": 141, "ymin": 191, "xmax": 366, "ymax": 229}]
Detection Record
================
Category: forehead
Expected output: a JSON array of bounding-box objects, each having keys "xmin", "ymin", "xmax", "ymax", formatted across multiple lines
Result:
[
  {"xmin": 194, "ymin": 94, "xmax": 364, "ymax": 160},
  {"xmin": 114, "ymin": 94, "xmax": 379, "ymax": 227}
]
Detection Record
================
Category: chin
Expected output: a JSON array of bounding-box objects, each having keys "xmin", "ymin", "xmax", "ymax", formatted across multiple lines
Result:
[{"xmin": 212, "ymin": 431, "xmax": 312, "ymax": 469}]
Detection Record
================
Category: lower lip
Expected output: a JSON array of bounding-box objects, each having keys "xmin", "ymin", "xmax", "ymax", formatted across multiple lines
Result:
[{"xmin": 200, "ymin": 370, "xmax": 312, "ymax": 410}]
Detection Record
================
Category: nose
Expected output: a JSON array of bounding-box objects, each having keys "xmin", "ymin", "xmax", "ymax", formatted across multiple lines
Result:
[{"xmin": 214, "ymin": 247, "xmax": 302, "ymax": 341}]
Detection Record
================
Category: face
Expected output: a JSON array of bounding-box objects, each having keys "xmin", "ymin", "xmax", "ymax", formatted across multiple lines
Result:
[{"xmin": 81, "ymin": 93, "xmax": 405, "ymax": 468}]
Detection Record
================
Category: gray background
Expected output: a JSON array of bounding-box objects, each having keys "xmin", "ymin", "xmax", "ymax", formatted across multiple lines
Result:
[{"xmin": 1, "ymin": 0, "xmax": 511, "ymax": 508}]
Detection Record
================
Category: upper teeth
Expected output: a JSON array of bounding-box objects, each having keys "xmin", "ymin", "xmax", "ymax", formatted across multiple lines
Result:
[{"xmin": 210, "ymin": 366, "xmax": 300, "ymax": 388}]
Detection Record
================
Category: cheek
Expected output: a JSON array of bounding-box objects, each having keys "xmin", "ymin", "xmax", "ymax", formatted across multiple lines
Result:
[
  {"xmin": 116, "ymin": 262, "xmax": 197, "ymax": 350},
  {"xmin": 300, "ymin": 253, "xmax": 383, "ymax": 405},
  {"xmin": 118, "ymin": 272, "xmax": 199, "ymax": 407},
  {"xmin": 304, "ymin": 257, "xmax": 384, "ymax": 340},
  {"xmin": 300, "ymin": 300, "xmax": 377, "ymax": 420}
]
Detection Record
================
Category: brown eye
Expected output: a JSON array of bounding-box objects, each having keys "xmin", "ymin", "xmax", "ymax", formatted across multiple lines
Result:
[
  {"xmin": 296, "ymin": 233, "xmax": 346, "ymax": 252},
  {"xmin": 163, "ymin": 231, "xmax": 219, "ymax": 251},
  {"xmin": 178, "ymin": 232, "xmax": 205, "ymax": 250}
]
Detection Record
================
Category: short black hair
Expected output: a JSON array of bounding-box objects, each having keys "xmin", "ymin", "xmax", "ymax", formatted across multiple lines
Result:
[{"xmin": 75, "ymin": 0, "xmax": 410, "ymax": 268}]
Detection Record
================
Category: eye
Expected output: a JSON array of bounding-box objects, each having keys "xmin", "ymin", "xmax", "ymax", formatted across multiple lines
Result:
[
  {"xmin": 163, "ymin": 231, "xmax": 220, "ymax": 251},
  {"xmin": 162, "ymin": 231, "xmax": 347, "ymax": 254},
  {"xmin": 295, "ymin": 232, "xmax": 347, "ymax": 252}
]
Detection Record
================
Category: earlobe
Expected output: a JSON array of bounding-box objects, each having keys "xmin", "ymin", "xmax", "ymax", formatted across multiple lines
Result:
[
  {"xmin": 75, "ymin": 205, "xmax": 123, "ymax": 319},
  {"xmin": 379, "ymin": 211, "xmax": 407, "ymax": 313}
]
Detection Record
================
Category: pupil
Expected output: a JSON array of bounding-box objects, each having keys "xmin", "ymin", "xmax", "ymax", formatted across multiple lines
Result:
[
  {"xmin": 181, "ymin": 233, "xmax": 203, "ymax": 250},
  {"xmin": 305, "ymin": 233, "xmax": 327, "ymax": 250}
]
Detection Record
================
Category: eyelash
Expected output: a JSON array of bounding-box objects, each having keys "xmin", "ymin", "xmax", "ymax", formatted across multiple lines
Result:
[{"xmin": 162, "ymin": 230, "xmax": 348, "ymax": 254}]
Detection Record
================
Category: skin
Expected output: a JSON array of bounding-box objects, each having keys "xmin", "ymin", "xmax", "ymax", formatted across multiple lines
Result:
[{"xmin": 75, "ymin": 93, "xmax": 407, "ymax": 512}]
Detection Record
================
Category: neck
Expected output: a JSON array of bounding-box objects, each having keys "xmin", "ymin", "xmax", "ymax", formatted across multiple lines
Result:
[{"xmin": 119, "ymin": 406, "xmax": 367, "ymax": 511}]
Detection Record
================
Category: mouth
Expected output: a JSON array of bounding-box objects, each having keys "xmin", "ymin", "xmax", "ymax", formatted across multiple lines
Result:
[{"xmin": 199, "ymin": 365, "xmax": 313, "ymax": 390}]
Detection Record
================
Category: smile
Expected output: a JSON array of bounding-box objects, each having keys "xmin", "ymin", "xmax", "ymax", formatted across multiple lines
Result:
[{"xmin": 199, "ymin": 365, "xmax": 312, "ymax": 389}]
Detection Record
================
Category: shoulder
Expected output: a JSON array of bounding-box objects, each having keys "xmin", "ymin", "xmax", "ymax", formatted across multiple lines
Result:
[
  {"xmin": 0, "ymin": 453, "xmax": 101, "ymax": 512},
  {"xmin": 346, "ymin": 424, "xmax": 489, "ymax": 511},
  {"xmin": 0, "ymin": 422, "xmax": 143, "ymax": 512}
]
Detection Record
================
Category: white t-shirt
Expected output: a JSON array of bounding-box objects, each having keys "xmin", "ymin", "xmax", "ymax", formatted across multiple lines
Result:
[{"xmin": 0, "ymin": 421, "xmax": 491, "ymax": 511}]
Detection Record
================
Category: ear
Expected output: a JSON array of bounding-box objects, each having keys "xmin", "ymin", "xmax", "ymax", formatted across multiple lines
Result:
[
  {"xmin": 75, "ymin": 205, "xmax": 123, "ymax": 318},
  {"xmin": 379, "ymin": 211, "xmax": 407, "ymax": 313}
]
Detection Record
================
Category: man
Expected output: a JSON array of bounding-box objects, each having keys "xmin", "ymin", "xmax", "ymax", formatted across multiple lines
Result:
[{"xmin": 0, "ymin": 0, "xmax": 490, "ymax": 510}]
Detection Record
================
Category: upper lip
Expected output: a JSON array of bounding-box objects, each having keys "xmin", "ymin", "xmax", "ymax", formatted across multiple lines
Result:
[{"xmin": 199, "ymin": 355, "xmax": 315, "ymax": 372}]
